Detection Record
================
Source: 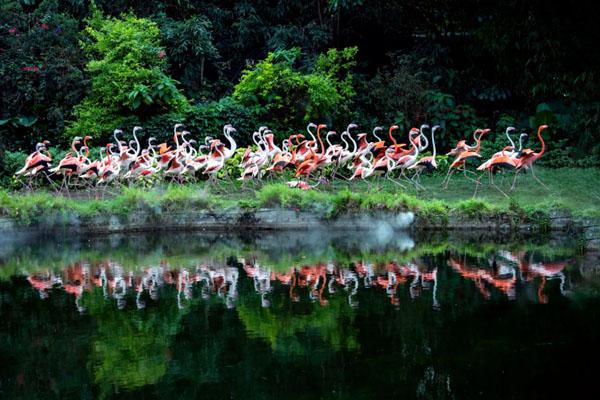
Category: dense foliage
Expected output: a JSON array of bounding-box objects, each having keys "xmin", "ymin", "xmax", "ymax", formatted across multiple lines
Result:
[
  {"xmin": 232, "ymin": 47, "xmax": 357, "ymax": 131},
  {"xmin": 1, "ymin": 0, "xmax": 600, "ymax": 179},
  {"xmin": 65, "ymin": 3, "xmax": 190, "ymax": 141}
]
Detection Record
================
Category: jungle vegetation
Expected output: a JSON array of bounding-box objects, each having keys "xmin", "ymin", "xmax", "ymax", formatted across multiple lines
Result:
[{"xmin": 1, "ymin": 0, "xmax": 599, "ymax": 183}]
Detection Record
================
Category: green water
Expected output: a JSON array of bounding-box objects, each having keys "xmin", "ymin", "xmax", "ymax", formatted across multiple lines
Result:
[{"xmin": 1, "ymin": 231, "xmax": 599, "ymax": 399}]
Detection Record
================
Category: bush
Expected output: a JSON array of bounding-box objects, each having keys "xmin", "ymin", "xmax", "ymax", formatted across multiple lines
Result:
[
  {"xmin": 232, "ymin": 47, "xmax": 357, "ymax": 139},
  {"xmin": 65, "ymin": 3, "xmax": 189, "ymax": 143},
  {"xmin": 0, "ymin": 0, "xmax": 87, "ymax": 149},
  {"xmin": 186, "ymin": 97, "xmax": 260, "ymax": 146},
  {"xmin": 355, "ymin": 53, "xmax": 430, "ymax": 129},
  {"xmin": 0, "ymin": 151, "xmax": 28, "ymax": 189}
]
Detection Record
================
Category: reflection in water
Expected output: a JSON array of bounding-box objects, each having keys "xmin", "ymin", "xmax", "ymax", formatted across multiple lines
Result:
[
  {"xmin": 1, "ymin": 231, "xmax": 598, "ymax": 399},
  {"xmin": 27, "ymin": 262, "xmax": 239, "ymax": 312},
  {"xmin": 23, "ymin": 250, "xmax": 570, "ymax": 312},
  {"xmin": 448, "ymin": 252, "xmax": 569, "ymax": 303}
]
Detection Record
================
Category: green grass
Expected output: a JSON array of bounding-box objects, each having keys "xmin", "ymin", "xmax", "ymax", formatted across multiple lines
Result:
[
  {"xmin": 1, "ymin": 167, "xmax": 598, "ymax": 226},
  {"xmin": 417, "ymin": 167, "xmax": 600, "ymax": 216}
]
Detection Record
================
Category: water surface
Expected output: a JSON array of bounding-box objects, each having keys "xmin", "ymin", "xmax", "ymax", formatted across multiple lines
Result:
[{"xmin": 1, "ymin": 231, "xmax": 599, "ymax": 399}]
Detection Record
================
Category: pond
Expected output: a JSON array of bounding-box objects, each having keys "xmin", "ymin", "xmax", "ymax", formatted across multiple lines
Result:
[{"xmin": 1, "ymin": 230, "xmax": 599, "ymax": 399}]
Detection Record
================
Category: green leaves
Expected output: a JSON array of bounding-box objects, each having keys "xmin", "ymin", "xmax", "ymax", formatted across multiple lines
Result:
[
  {"xmin": 426, "ymin": 90, "xmax": 483, "ymax": 149},
  {"xmin": 529, "ymin": 103, "xmax": 557, "ymax": 129},
  {"xmin": 67, "ymin": 6, "xmax": 189, "ymax": 141},
  {"xmin": 232, "ymin": 47, "xmax": 357, "ymax": 134},
  {"xmin": 0, "ymin": 116, "xmax": 38, "ymax": 127}
]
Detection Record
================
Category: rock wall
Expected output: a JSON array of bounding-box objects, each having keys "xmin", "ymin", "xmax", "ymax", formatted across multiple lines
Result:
[{"xmin": 0, "ymin": 208, "xmax": 598, "ymax": 250}]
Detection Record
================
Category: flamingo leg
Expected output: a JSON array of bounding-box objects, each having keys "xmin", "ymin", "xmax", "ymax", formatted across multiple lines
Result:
[
  {"xmin": 530, "ymin": 165, "xmax": 549, "ymax": 190},
  {"xmin": 442, "ymin": 169, "xmax": 454, "ymax": 189},
  {"xmin": 43, "ymin": 172, "xmax": 58, "ymax": 189},
  {"xmin": 510, "ymin": 169, "xmax": 520, "ymax": 191},
  {"xmin": 490, "ymin": 172, "xmax": 509, "ymax": 198},
  {"xmin": 472, "ymin": 174, "xmax": 482, "ymax": 197},
  {"xmin": 385, "ymin": 171, "xmax": 405, "ymax": 189}
]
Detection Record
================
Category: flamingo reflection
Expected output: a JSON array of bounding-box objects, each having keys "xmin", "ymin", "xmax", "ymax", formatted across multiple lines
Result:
[{"xmin": 22, "ymin": 250, "xmax": 571, "ymax": 311}]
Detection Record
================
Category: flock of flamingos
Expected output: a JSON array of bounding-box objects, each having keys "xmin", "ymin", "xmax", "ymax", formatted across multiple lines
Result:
[
  {"xmin": 25, "ymin": 251, "xmax": 568, "ymax": 313},
  {"xmin": 16, "ymin": 122, "xmax": 549, "ymax": 196}
]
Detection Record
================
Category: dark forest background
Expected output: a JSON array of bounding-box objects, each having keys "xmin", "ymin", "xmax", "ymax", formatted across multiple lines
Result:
[{"xmin": 1, "ymin": 0, "xmax": 599, "ymax": 175}]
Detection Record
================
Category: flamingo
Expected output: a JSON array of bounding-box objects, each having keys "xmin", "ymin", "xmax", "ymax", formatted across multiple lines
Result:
[
  {"xmin": 474, "ymin": 146, "xmax": 517, "ymax": 197},
  {"xmin": 408, "ymin": 125, "xmax": 441, "ymax": 182},
  {"xmin": 446, "ymin": 128, "xmax": 484, "ymax": 157},
  {"xmin": 79, "ymin": 136, "xmax": 103, "ymax": 180},
  {"xmin": 442, "ymin": 128, "xmax": 489, "ymax": 189},
  {"xmin": 118, "ymin": 126, "xmax": 142, "ymax": 172},
  {"xmin": 268, "ymin": 134, "xmax": 301, "ymax": 173},
  {"xmin": 203, "ymin": 141, "xmax": 226, "ymax": 182},
  {"xmin": 97, "ymin": 144, "xmax": 121, "ymax": 184},
  {"xmin": 511, "ymin": 125, "xmax": 549, "ymax": 191},
  {"xmin": 221, "ymin": 124, "xmax": 238, "ymax": 160},
  {"xmin": 15, "ymin": 140, "xmax": 52, "ymax": 184},
  {"xmin": 474, "ymin": 133, "xmax": 528, "ymax": 196},
  {"xmin": 49, "ymin": 136, "xmax": 84, "ymax": 190},
  {"xmin": 296, "ymin": 123, "xmax": 327, "ymax": 180},
  {"xmin": 330, "ymin": 126, "xmax": 357, "ymax": 178},
  {"xmin": 393, "ymin": 129, "xmax": 422, "ymax": 187}
]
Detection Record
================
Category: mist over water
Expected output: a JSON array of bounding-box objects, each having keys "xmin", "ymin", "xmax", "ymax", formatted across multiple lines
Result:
[{"xmin": 1, "ymin": 230, "xmax": 599, "ymax": 399}]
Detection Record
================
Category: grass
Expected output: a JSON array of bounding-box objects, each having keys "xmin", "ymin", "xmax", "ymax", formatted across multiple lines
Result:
[{"xmin": 0, "ymin": 167, "xmax": 598, "ymax": 226}]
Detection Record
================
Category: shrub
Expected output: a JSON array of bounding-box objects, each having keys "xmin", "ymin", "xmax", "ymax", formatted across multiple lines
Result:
[
  {"xmin": 0, "ymin": 151, "xmax": 28, "ymax": 188},
  {"xmin": 355, "ymin": 53, "xmax": 429, "ymax": 129},
  {"xmin": 232, "ymin": 47, "xmax": 358, "ymax": 139},
  {"xmin": 0, "ymin": 0, "xmax": 87, "ymax": 148},
  {"xmin": 66, "ymin": 3, "xmax": 189, "ymax": 142},
  {"xmin": 187, "ymin": 97, "xmax": 260, "ymax": 146}
]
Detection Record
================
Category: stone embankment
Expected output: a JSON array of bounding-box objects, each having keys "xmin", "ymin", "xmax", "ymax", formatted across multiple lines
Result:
[{"xmin": 0, "ymin": 208, "xmax": 598, "ymax": 250}]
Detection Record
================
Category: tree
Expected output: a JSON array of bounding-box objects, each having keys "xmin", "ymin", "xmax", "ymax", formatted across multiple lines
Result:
[
  {"xmin": 158, "ymin": 14, "xmax": 220, "ymax": 100},
  {"xmin": 66, "ymin": 3, "xmax": 189, "ymax": 141},
  {"xmin": 232, "ymin": 47, "xmax": 357, "ymax": 136},
  {"xmin": 0, "ymin": 0, "xmax": 87, "ymax": 149}
]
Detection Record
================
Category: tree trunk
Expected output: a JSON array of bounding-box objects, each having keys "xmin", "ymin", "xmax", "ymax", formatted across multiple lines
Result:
[
  {"xmin": 200, "ymin": 56, "xmax": 205, "ymax": 85},
  {"xmin": 317, "ymin": 0, "xmax": 323, "ymax": 27}
]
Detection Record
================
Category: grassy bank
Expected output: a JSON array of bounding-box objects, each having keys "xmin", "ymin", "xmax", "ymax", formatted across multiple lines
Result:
[{"xmin": 0, "ymin": 168, "xmax": 598, "ymax": 227}]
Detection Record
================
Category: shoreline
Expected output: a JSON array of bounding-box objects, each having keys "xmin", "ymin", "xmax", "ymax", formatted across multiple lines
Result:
[{"xmin": 1, "ymin": 207, "xmax": 598, "ymax": 250}]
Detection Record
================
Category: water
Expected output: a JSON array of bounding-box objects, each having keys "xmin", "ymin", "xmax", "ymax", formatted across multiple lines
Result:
[{"xmin": 1, "ymin": 230, "xmax": 599, "ymax": 399}]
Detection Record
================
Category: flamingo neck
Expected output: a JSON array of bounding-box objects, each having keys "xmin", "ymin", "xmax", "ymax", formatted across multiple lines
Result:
[
  {"xmin": 348, "ymin": 133, "xmax": 357, "ymax": 154},
  {"xmin": 515, "ymin": 136, "xmax": 523, "ymax": 154},
  {"xmin": 307, "ymin": 126, "xmax": 316, "ymax": 143},
  {"xmin": 132, "ymin": 130, "xmax": 140, "ymax": 156},
  {"xmin": 413, "ymin": 138, "xmax": 420, "ymax": 157},
  {"xmin": 389, "ymin": 127, "xmax": 398, "ymax": 146},
  {"xmin": 537, "ymin": 126, "xmax": 546, "ymax": 157},
  {"xmin": 505, "ymin": 128, "xmax": 515, "ymax": 149},
  {"xmin": 113, "ymin": 131, "xmax": 122, "ymax": 151},
  {"xmin": 326, "ymin": 133, "xmax": 334, "ymax": 148},
  {"xmin": 431, "ymin": 128, "xmax": 437, "ymax": 159},
  {"xmin": 225, "ymin": 131, "xmax": 237, "ymax": 154},
  {"xmin": 475, "ymin": 131, "xmax": 485, "ymax": 153},
  {"xmin": 340, "ymin": 132, "xmax": 349, "ymax": 151},
  {"xmin": 317, "ymin": 127, "xmax": 325, "ymax": 157}
]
